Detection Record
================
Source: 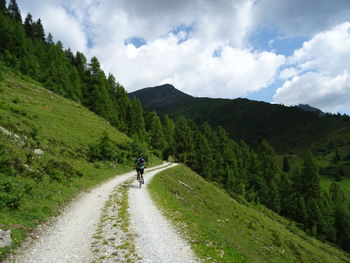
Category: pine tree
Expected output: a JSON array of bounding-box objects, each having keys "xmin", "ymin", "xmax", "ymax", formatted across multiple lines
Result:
[
  {"xmin": 256, "ymin": 140, "xmax": 281, "ymax": 212},
  {"xmin": 145, "ymin": 112, "xmax": 166, "ymax": 156},
  {"xmin": 46, "ymin": 32, "xmax": 54, "ymax": 44},
  {"xmin": 33, "ymin": 19, "xmax": 45, "ymax": 41},
  {"xmin": 174, "ymin": 116, "xmax": 195, "ymax": 162},
  {"xmin": 162, "ymin": 115, "xmax": 176, "ymax": 159},
  {"xmin": 0, "ymin": 0, "xmax": 8, "ymax": 14},
  {"xmin": 194, "ymin": 133, "xmax": 213, "ymax": 180},
  {"xmin": 283, "ymin": 156, "xmax": 290, "ymax": 172},
  {"xmin": 301, "ymin": 151, "xmax": 321, "ymax": 199},
  {"xmin": 8, "ymin": 0, "xmax": 21, "ymax": 22},
  {"xmin": 128, "ymin": 98, "xmax": 146, "ymax": 137},
  {"xmin": 346, "ymin": 149, "xmax": 350, "ymax": 161},
  {"xmin": 24, "ymin": 13, "xmax": 34, "ymax": 37},
  {"xmin": 333, "ymin": 148, "xmax": 341, "ymax": 164}
]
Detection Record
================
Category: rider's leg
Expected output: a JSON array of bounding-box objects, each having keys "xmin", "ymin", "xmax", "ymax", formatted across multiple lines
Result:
[{"xmin": 141, "ymin": 172, "xmax": 144, "ymax": 184}]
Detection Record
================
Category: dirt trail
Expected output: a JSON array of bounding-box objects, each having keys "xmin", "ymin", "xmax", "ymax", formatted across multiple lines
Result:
[
  {"xmin": 129, "ymin": 163, "xmax": 198, "ymax": 263},
  {"xmin": 4, "ymin": 163, "xmax": 170, "ymax": 263},
  {"xmin": 4, "ymin": 163, "xmax": 198, "ymax": 263}
]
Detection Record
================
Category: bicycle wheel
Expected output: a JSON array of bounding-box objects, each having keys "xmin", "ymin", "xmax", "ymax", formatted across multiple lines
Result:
[{"xmin": 138, "ymin": 177, "xmax": 142, "ymax": 189}]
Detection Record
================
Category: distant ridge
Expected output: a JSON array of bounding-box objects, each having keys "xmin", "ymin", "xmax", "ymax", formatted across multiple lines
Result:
[{"xmin": 129, "ymin": 84, "xmax": 350, "ymax": 153}]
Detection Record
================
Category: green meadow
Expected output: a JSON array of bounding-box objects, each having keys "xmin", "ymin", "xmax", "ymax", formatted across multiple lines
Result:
[{"xmin": 149, "ymin": 165, "xmax": 350, "ymax": 263}]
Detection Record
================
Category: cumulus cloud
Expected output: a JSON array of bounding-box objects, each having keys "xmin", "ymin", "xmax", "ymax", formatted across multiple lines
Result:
[
  {"xmin": 17, "ymin": 0, "xmax": 87, "ymax": 52},
  {"xmin": 275, "ymin": 71, "xmax": 350, "ymax": 113},
  {"xmin": 254, "ymin": 0, "xmax": 350, "ymax": 37},
  {"xmin": 18, "ymin": 0, "xmax": 280, "ymax": 98},
  {"xmin": 14, "ymin": 0, "xmax": 350, "ymax": 112},
  {"xmin": 274, "ymin": 22, "xmax": 350, "ymax": 113},
  {"xmin": 92, "ymin": 31, "xmax": 285, "ymax": 98},
  {"xmin": 66, "ymin": 0, "xmax": 284, "ymax": 98}
]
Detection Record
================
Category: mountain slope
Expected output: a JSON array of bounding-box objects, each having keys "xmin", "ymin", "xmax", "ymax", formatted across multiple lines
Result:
[
  {"xmin": 0, "ymin": 71, "xmax": 158, "ymax": 258},
  {"xmin": 129, "ymin": 84, "xmax": 193, "ymax": 112},
  {"xmin": 149, "ymin": 165, "xmax": 350, "ymax": 263},
  {"xmin": 130, "ymin": 85, "xmax": 350, "ymax": 153}
]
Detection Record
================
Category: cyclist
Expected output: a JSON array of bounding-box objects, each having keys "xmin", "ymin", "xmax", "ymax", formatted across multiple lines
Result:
[{"xmin": 135, "ymin": 155, "xmax": 146, "ymax": 183}]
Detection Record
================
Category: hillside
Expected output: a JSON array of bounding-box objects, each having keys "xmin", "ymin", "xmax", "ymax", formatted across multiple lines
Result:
[
  {"xmin": 149, "ymin": 165, "xmax": 350, "ymax": 263},
  {"xmin": 129, "ymin": 84, "xmax": 193, "ymax": 113},
  {"xmin": 129, "ymin": 84, "xmax": 350, "ymax": 153},
  {"xmin": 0, "ymin": 70, "xmax": 160, "ymax": 258}
]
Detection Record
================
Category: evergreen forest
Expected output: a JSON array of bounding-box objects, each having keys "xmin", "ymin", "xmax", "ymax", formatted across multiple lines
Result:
[{"xmin": 1, "ymin": 0, "xmax": 350, "ymax": 254}]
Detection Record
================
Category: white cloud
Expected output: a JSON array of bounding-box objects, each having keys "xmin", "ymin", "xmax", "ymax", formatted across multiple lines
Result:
[
  {"xmin": 280, "ymin": 68, "xmax": 298, "ymax": 80},
  {"xmin": 274, "ymin": 22, "xmax": 350, "ymax": 113},
  {"xmin": 15, "ymin": 0, "xmax": 350, "ymax": 112},
  {"xmin": 254, "ymin": 0, "xmax": 350, "ymax": 37},
  {"xmin": 17, "ymin": 0, "xmax": 87, "ymax": 52},
  {"xmin": 92, "ymin": 32, "xmax": 285, "ymax": 98},
  {"xmin": 81, "ymin": 0, "xmax": 285, "ymax": 98},
  {"xmin": 275, "ymin": 71, "xmax": 350, "ymax": 113}
]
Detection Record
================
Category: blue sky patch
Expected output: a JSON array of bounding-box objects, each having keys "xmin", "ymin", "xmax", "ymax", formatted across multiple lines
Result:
[
  {"xmin": 87, "ymin": 36, "xmax": 95, "ymax": 48},
  {"xmin": 170, "ymin": 24, "xmax": 194, "ymax": 44},
  {"xmin": 246, "ymin": 79, "xmax": 284, "ymax": 103},
  {"xmin": 124, "ymin": 37, "xmax": 147, "ymax": 48},
  {"xmin": 249, "ymin": 26, "xmax": 308, "ymax": 57},
  {"xmin": 212, "ymin": 46, "xmax": 223, "ymax": 57}
]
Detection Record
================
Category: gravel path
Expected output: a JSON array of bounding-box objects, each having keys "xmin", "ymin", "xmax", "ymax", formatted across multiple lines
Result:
[
  {"xmin": 129, "ymin": 163, "xmax": 199, "ymax": 263},
  {"xmin": 4, "ymin": 163, "xmax": 169, "ymax": 263}
]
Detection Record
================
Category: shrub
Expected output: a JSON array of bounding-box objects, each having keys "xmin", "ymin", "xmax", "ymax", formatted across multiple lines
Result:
[
  {"xmin": 88, "ymin": 132, "xmax": 119, "ymax": 162},
  {"xmin": 44, "ymin": 159, "xmax": 82, "ymax": 182},
  {"xmin": 0, "ymin": 174, "xmax": 29, "ymax": 210},
  {"xmin": 0, "ymin": 140, "xmax": 15, "ymax": 176}
]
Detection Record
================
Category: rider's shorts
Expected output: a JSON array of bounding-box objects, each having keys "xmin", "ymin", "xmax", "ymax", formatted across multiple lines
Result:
[{"xmin": 136, "ymin": 168, "xmax": 144, "ymax": 174}]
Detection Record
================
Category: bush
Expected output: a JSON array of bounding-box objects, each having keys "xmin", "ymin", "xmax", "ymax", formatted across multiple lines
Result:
[
  {"xmin": 44, "ymin": 159, "xmax": 83, "ymax": 182},
  {"xmin": 88, "ymin": 132, "xmax": 119, "ymax": 162},
  {"xmin": 0, "ymin": 140, "xmax": 15, "ymax": 176},
  {"xmin": 0, "ymin": 174, "xmax": 29, "ymax": 210}
]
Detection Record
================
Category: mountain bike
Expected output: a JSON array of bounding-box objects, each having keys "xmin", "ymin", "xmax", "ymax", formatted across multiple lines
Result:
[{"xmin": 137, "ymin": 170, "xmax": 144, "ymax": 189}]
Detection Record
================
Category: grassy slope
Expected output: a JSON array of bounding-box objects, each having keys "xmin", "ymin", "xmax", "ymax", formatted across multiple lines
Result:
[
  {"xmin": 0, "ymin": 71, "xmax": 160, "ymax": 258},
  {"xmin": 149, "ymin": 165, "xmax": 350, "ymax": 263}
]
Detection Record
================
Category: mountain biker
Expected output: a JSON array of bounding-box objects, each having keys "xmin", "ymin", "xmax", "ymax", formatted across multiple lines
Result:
[{"xmin": 135, "ymin": 155, "xmax": 146, "ymax": 183}]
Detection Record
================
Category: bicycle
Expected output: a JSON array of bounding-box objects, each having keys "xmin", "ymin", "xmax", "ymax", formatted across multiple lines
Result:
[{"xmin": 137, "ymin": 170, "xmax": 144, "ymax": 189}]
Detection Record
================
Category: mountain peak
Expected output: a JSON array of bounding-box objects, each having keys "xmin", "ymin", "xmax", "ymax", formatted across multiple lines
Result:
[
  {"xmin": 297, "ymin": 104, "xmax": 325, "ymax": 116},
  {"xmin": 128, "ymin": 84, "xmax": 193, "ymax": 111}
]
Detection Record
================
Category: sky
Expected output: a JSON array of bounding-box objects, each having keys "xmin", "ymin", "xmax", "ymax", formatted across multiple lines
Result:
[{"xmin": 16, "ymin": 0, "xmax": 350, "ymax": 114}]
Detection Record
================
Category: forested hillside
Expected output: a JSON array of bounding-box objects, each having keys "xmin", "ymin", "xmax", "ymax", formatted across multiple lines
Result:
[
  {"xmin": 129, "ymin": 84, "xmax": 350, "ymax": 153},
  {"xmin": 1, "ymin": 0, "xmax": 350, "ymax": 256}
]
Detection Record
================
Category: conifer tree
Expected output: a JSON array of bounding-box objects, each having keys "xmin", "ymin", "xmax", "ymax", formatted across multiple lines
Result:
[
  {"xmin": 194, "ymin": 133, "xmax": 213, "ymax": 180},
  {"xmin": 46, "ymin": 32, "xmax": 54, "ymax": 44},
  {"xmin": 8, "ymin": 0, "xmax": 21, "ymax": 22},
  {"xmin": 346, "ymin": 149, "xmax": 350, "ymax": 161},
  {"xmin": 333, "ymin": 148, "xmax": 341, "ymax": 163},
  {"xmin": 283, "ymin": 156, "xmax": 290, "ymax": 172},
  {"xmin": 0, "ymin": 0, "xmax": 7, "ymax": 13},
  {"xmin": 33, "ymin": 19, "xmax": 45, "ymax": 41},
  {"xmin": 83, "ymin": 56, "xmax": 113, "ymax": 119},
  {"xmin": 162, "ymin": 115, "xmax": 176, "ymax": 159},
  {"xmin": 301, "ymin": 151, "xmax": 321, "ymax": 199},
  {"xmin": 145, "ymin": 111, "xmax": 166, "ymax": 155},
  {"xmin": 174, "ymin": 115, "xmax": 195, "ymax": 162},
  {"xmin": 24, "ymin": 13, "xmax": 34, "ymax": 37},
  {"xmin": 256, "ymin": 140, "xmax": 281, "ymax": 212},
  {"xmin": 128, "ymin": 98, "xmax": 146, "ymax": 137}
]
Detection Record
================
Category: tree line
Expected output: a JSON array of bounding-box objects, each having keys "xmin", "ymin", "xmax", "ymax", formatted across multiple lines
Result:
[{"xmin": 0, "ymin": 0, "xmax": 349, "ymax": 252}]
